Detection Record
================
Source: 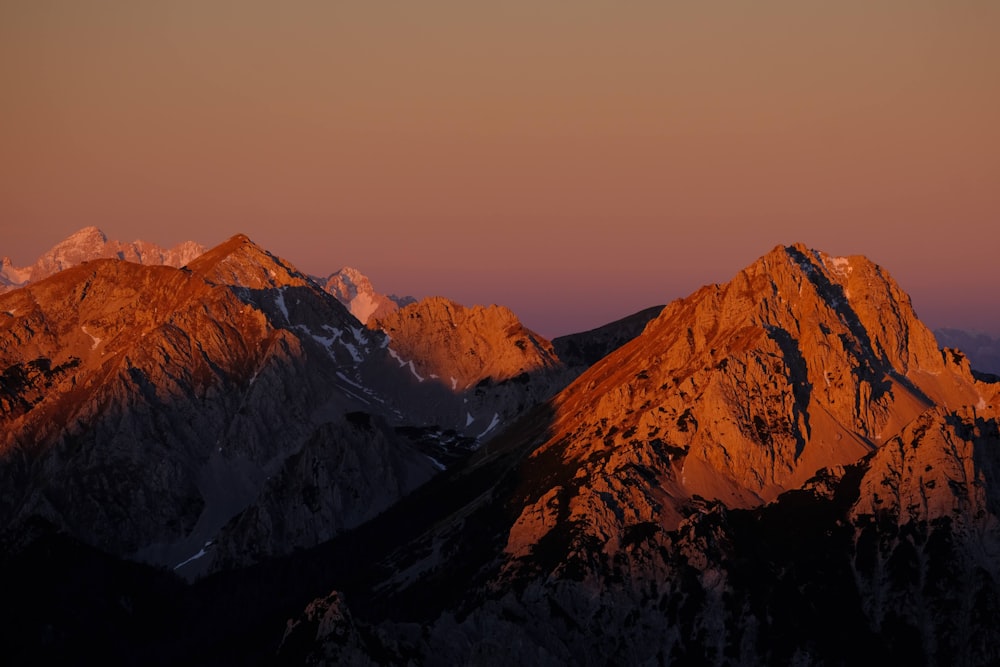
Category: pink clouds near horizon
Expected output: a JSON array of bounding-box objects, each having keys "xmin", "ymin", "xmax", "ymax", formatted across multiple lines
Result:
[{"xmin": 2, "ymin": 2, "xmax": 998, "ymax": 338}]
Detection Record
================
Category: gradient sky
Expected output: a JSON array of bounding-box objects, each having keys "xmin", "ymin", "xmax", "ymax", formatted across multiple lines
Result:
[{"xmin": 2, "ymin": 1, "xmax": 998, "ymax": 338}]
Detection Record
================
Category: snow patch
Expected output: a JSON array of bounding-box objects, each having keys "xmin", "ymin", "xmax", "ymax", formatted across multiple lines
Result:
[
  {"xmin": 387, "ymin": 347, "xmax": 425, "ymax": 381},
  {"xmin": 466, "ymin": 412, "xmax": 475, "ymax": 427},
  {"xmin": 174, "ymin": 540, "xmax": 213, "ymax": 570},
  {"xmin": 341, "ymin": 341, "xmax": 364, "ymax": 363},
  {"xmin": 81, "ymin": 325, "xmax": 101, "ymax": 350},
  {"xmin": 341, "ymin": 326, "xmax": 369, "ymax": 363},
  {"xmin": 829, "ymin": 256, "xmax": 852, "ymax": 275},
  {"xmin": 426, "ymin": 455, "xmax": 446, "ymax": 471},
  {"xmin": 335, "ymin": 371, "xmax": 365, "ymax": 390},
  {"xmin": 273, "ymin": 288, "xmax": 290, "ymax": 323},
  {"xmin": 477, "ymin": 412, "xmax": 501, "ymax": 439}
]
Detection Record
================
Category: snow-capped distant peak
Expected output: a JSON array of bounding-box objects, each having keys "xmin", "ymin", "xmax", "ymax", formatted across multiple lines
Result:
[{"xmin": 318, "ymin": 266, "xmax": 414, "ymax": 324}]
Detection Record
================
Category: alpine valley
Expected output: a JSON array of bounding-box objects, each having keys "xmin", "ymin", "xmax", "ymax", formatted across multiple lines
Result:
[{"xmin": 2, "ymin": 230, "xmax": 999, "ymax": 666}]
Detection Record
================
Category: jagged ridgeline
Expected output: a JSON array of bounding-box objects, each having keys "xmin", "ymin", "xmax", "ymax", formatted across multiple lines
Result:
[{"xmin": 1, "ymin": 236, "xmax": 998, "ymax": 666}]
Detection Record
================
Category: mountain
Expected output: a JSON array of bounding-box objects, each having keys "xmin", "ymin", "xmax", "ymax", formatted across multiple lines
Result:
[
  {"xmin": 365, "ymin": 296, "xmax": 577, "ymax": 457},
  {"xmin": 0, "ymin": 233, "xmax": 602, "ymax": 579},
  {"xmin": 552, "ymin": 304, "xmax": 665, "ymax": 369},
  {"xmin": 318, "ymin": 266, "xmax": 415, "ymax": 324},
  {"xmin": 371, "ymin": 296, "xmax": 563, "ymax": 391},
  {"xmin": 935, "ymin": 328, "xmax": 1000, "ymax": 377},
  {"xmin": 5, "ymin": 239, "xmax": 1000, "ymax": 665},
  {"xmin": 278, "ymin": 243, "xmax": 1000, "ymax": 665},
  {"xmin": 0, "ymin": 234, "xmax": 442, "ymax": 576},
  {"xmin": 0, "ymin": 226, "xmax": 205, "ymax": 293},
  {"xmin": 521, "ymin": 243, "xmax": 984, "ymax": 511}
]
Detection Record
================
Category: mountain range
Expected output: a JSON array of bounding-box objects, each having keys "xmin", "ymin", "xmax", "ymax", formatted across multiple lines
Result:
[{"xmin": 1, "ymin": 230, "xmax": 999, "ymax": 665}]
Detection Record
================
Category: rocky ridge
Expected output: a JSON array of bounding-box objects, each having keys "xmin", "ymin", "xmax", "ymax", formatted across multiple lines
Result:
[
  {"xmin": 935, "ymin": 328, "xmax": 1000, "ymax": 377},
  {"xmin": 0, "ymin": 226, "xmax": 205, "ymax": 293}
]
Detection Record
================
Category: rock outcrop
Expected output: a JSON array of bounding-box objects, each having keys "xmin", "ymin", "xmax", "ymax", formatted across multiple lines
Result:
[{"xmin": 935, "ymin": 328, "xmax": 1000, "ymax": 377}]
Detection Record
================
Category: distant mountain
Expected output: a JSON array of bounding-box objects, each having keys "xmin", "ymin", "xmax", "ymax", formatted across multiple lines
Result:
[
  {"xmin": 553, "ymin": 304, "xmax": 665, "ymax": 369},
  {"xmin": 0, "ymin": 226, "xmax": 205, "ymax": 292},
  {"xmin": 934, "ymin": 328, "xmax": 1000, "ymax": 377},
  {"xmin": 317, "ymin": 266, "xmax": 415, "ymax": 324}
]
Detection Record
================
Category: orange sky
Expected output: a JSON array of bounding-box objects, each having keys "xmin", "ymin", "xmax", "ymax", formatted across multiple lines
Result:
[{"xmin": 2, "ymin": 1, "xmax": 998, "ymax": 337}]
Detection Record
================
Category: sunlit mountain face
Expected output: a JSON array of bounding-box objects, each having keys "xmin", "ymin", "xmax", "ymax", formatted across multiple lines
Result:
[{"xmin": 2, "ymin": 235, "xmax": 999, "ymax": 666}]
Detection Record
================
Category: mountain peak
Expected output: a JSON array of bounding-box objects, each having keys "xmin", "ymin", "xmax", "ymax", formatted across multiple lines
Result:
[
  {"xmin": 532, "ymin": 243, "xmax": 979, "ymax": 516},
  {"xmin": 0, "ymin": 227, "xmax": 206, "ymax": 293},
  {"xmin": 319, "ymin": 266, "xmax": 413, "ymax": 323},
  {"xmin": 186, "ymin": 234, "xmax": 309, "ymax": 290},
  {"xmin": 372, "ymin": 296, "xmax": 561, "ymax": 390},
  {"xmin": 66, "ymin": 225, "xmax": 108, "ymax": 244}
]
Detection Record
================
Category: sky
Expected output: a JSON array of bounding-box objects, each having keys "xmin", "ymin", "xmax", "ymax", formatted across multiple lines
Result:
[{"xmin": 2, "ymin": 1, "xmax": 998, "ymax": 338}]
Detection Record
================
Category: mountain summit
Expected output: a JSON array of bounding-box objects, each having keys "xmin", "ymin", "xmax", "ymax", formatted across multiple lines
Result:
[
  {"xmin": 499, "ymin": 243, "xmax": 986, "ymax": 545},
  {"xmin": 319, "ymin": 266, "xmax": 415, "ymax": 324}
]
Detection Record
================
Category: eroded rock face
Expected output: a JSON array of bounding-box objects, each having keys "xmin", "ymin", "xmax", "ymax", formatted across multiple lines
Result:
[
  {"xmin": 366, "ymin": 296, "xmax": 577, "ymax": 440},
  {"xmin": 518, "ymin": 243, "xmax": 987, "ymax": 537},
  {"xmin": 371, "ymin": 296, "xmax": 563, "ymax": 391}
]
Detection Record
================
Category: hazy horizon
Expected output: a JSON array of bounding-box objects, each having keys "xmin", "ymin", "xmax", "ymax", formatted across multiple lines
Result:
[{"xmin": 3, "ymin": 2, "xmax": 998, "ymax": 338}]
